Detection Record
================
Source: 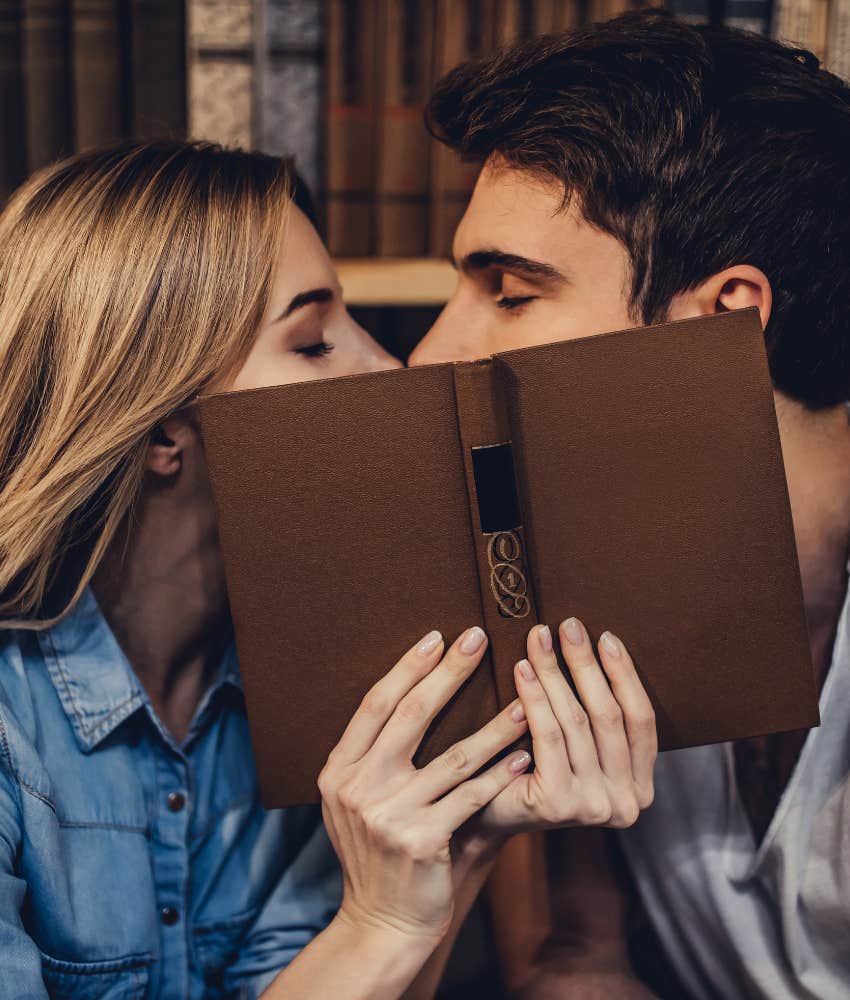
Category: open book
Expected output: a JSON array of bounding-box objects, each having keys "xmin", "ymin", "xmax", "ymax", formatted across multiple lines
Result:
[{"xmin": 199, "ymin": 307, "xmax": 818, "ymax": 807}]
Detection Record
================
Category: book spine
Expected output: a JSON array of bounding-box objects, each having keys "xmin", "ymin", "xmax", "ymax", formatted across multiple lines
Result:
[
  {"xmin": 186, "ymin": 0, "xmax": 254, "ymax": 149},
  {"xmin": 257, "ymin": 0, "xmax": 323, "ymax": 195},
  {"xmin": 667, "ymin": 0, "xmax": 712, "ymax": 24},
  {"xmin": 428, "ymin": 0, "xmax": 488, "ymax": 258},
  {"xmin": 724, "ymin": 0, "xmax": 770, "ymax": 33},
  {"xmin": 551, "ymin": 0, "xmax": 583, "ymax": 29},
  {"xmin": 772, "ymin": 0, "xmax": 825, "ymax": 60},
  {"xmin": 22, "ymin": 0, "xmax": 72, "ymax": 171},
  {"xmin": 70, "ymin": 0, "xmax": 126, "ymax": 150},
  {"xmin": 131, "ymin": 0, "xmax": 186, "ymax": 139},
  {"xmin": 374, "ymin": 0, "xmax": 433, "ymax": 256},
  {"xmin": 827, "ymin": 0, "xmax": 850, "ymax": 78},
  {"xmin": 0, "ymin": 0, "xmax": 27, "ymax": 203},
  {"xmin": 325, "ymin": 0, "xmax": 377, "ymax": 256}
]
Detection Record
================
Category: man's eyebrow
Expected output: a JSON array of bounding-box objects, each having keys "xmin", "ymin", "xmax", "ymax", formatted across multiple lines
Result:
[
  {"xmin": 454, "ymin": 249, "xmax": 567, "ymax": 283},
  {"xmin": 273, "ymin": 286, "xmax": 334, "ymax": 322}
]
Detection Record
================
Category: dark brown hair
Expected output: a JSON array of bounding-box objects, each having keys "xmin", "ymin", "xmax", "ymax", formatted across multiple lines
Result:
[{"xmin": 427, "ymin": 8, "xmax": 850, "ymax": 408}]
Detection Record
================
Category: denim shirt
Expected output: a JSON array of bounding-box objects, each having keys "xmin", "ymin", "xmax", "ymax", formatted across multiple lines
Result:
[{"xmin": 0, "ymin": 587, "xmax": 342, "ymax": 999}]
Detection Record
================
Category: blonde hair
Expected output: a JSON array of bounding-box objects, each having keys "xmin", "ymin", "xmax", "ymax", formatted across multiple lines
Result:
[{"xmin": 0, "ymin": 139, "xmax": 292, "ymax": 629}]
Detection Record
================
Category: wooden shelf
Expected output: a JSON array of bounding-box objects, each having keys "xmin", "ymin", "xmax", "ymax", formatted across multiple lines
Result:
[{"xmin": 335, "ymin": 258, "xmax": 457, "ymax": 307}]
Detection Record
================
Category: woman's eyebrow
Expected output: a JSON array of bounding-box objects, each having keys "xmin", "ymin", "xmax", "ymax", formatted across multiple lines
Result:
[{"xmin": 273, "ymin": 287, "xmax": 334, "ymax": 322}]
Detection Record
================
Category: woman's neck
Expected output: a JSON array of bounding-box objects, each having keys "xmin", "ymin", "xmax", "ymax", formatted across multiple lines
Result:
[{"xmin": 91, "ymin": 450, "xmax": 231, "ymax": 743}]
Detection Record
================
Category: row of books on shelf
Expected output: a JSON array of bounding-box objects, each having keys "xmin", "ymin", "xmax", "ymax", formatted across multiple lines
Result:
[{"xmin": 1, "ymin": 0, "xmax": 848, "ymax": 258}]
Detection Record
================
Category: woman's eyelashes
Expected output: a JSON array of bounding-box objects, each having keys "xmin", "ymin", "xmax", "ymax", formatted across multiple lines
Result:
[{"xmin": 293, "ymin": 339, "xmax": 335, "ymax": 359}]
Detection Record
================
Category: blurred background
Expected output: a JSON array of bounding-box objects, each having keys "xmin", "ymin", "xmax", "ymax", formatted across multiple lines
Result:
[
  {"xmin": 1, "ymin": 0, "xmax": 848, "ymax": 361},
  {"xmin": 0, "ymin": 1, "xmax": 846, "ymax": 995}
]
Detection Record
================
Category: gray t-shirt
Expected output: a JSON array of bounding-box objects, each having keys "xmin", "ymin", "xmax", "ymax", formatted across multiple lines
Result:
[{"xmin": 620, "ymin": 560, "xmax": 850, "ymax": 1000}]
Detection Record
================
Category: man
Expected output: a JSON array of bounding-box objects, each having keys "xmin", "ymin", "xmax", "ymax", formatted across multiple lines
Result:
[{"xmin": 409, "ymin": 9, "xmax": 850, "ymax": 998}]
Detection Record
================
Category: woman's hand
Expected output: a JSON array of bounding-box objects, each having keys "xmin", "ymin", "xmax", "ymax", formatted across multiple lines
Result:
[
  {"xmin": 474, "ymin": 617, "xmax": 657, "ymax": 840},
  {"xmin": 317, "ymin": 625, "xmax": 531, "ymax": 952}
]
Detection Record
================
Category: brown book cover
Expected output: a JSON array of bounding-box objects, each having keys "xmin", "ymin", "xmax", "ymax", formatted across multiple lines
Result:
[
  {"xmin": 22, "ymin": 0, "xmax": 72, "ymax": 172},
  {"xmin": 130, "ymin": 0, "xmax": 186, "ymax": 139},
  {"xmin": 70, "ymin": 0, "xmax": 125, "ymax": 150},
  {"xmin": 199, "ymin": 307, "xmax": 818, "ymax": 808},
  {"xmin": 325, "ymin": 0, "xmax": 377, "ymax": 256},
  {"xmin": 374, "ymin": 0, "xmax": 434, "ymax": 256}
]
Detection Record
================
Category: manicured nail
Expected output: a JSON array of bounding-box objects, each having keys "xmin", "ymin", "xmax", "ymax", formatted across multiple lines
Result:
[
  {"xmin": 460, "ymin": 626, "xmax": 486, "ymax": 654},
  {"xmin": 562, "ymin": 617, "xmax": 584, "ymax": 645},
  {"xmin": 517, "ymin": 658, "xmax": 535, "ymax": 681},
  {"xmin": 417, "ymin": 630, "xmax": 443, "ymax": 656},
  {"xmin": 600, "ymin": 631, "xmax": 621, "ymax": 657},
  {"xmin": 510, "ymin": 700, "xmax": 526, "ymax": 723},
  {"xmin": 536, "ymin": 624, "xmax": 552, "ymax": 652},
  {"xmin": 509, "ymin": 751, "xmax": 532, "ymax": 773}
]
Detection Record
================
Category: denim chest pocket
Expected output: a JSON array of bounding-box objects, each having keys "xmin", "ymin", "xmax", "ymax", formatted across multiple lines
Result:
[
  {"xmin": 191, "ymin": 905, "xmax": 259, "ymax": 997},
  {"xmin": 39, "ymin": 951, "xmax": 152, "ymax": 1000}
]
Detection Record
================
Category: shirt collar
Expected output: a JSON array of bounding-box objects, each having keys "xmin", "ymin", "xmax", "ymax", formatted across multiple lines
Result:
[{"xmin": 37, "ymin": 586, "xmax": 242, "ymax": 754}]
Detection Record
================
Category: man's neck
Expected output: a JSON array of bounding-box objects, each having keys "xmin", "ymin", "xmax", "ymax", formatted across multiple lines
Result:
[
  {"xmin": 91, "ymin": 464, "xmax": 230, "ymax": 743},
  {"xmin": 776, "ymin": 394, "xmax": 850, "ymax": 685}
]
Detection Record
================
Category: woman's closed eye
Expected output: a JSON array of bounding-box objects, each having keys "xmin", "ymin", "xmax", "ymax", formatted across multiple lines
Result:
[{"xmin": 293, "ymin": 339, "xmax": 335, "ymax": 359}]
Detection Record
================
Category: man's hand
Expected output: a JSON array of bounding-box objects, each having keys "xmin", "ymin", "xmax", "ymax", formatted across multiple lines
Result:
[{"xmin": 476, "ymin": 618, "xmax": 657, "ymax": 839}]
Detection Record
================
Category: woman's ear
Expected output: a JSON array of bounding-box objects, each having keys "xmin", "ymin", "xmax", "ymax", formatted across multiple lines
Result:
[
  {"xmin": 146, "ymin": 415, "xmax": 187, "ymax": 477},
  {"xmin": 667, "ymin": 264, "xmax": 772, "ymax": 332}
]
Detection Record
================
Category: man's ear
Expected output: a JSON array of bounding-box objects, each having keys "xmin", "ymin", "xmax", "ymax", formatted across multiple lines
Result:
[
  {"xmin": 146, "ymin": 415, "xmax": 189, "ymax": 477},
  {"xmin": 667, "ymin": 264, "xmax": 772, "ymax": 331}
]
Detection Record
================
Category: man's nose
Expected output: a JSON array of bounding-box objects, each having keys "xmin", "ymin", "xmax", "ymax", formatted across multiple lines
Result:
[{"xmin": 407, "ymin": 304, "xmax": 484, "ymax": 367}]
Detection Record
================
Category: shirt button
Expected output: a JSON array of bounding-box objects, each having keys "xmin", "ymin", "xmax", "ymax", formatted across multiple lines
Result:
[
  {"xmin": 166, "ymin": 791, "xmax": 186, "ymax": 812},
  {"xmin": 160, "ymin": 906, "xmax": 179, "ymax": 926}
]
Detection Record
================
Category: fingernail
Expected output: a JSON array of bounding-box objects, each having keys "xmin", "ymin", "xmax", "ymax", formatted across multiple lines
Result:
[
  {"xmin": 562, "ymin": 617, "xmax": 584, "ymax": 645},
  {"xmin": 460, "ymin": 626, "xmax": 486, "ymax": 654},
  {"xmin": 417, "ymin": 630, "xmax": 443, "ymax": 656},
  {"xmin": 536, "ymin": 624, "xmax": 552, "ymax": 652},
  {"xmin": 509, "ymin": 751, "xmax": 532, "ymax": 773},
  {"xmin": 600, "ymin": 631, "xmax": 621, "ymax": 657},
  {"xmin": 510, "ymin": 700, "xmax": 526, "ymax": 723},
  {"xmin": 517, "ymin": 658, "xmax": 535, "ymax": 681}
]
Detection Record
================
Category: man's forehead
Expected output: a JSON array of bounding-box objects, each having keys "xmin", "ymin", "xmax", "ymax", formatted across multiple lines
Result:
[{"xmin": 454, "ymin": 161, "xmax": 626, "ymax": 276}]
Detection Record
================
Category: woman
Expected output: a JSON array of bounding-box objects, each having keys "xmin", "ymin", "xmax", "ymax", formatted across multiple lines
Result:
[{"xmin": 0, "ymin": 140, "xmax": 657, "ymax": 999}]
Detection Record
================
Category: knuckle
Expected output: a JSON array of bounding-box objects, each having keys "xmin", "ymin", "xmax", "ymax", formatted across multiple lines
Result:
[
  {"xmin": 637, "ymin": 783, "xmax": 655, "ymax": 810},
  {"xmin": 337, "ymin": 780, "xmax": 362, "ymax": 813},
  {"xmin": 608, "ymin": 795, "xmax": 640, "ymax": 829},
  {"xmin": 362, "ymin": 804, "xmax": 392, "ymax": 839},
  {"xmin": 629, "ymin": 708, "xmax": 657, "ymax": 734},
  {"xmin": 583, "ymin": 791, "xmax": 613, "ymax": 826},
  {"xmin": 359, "ymin": 689, "xmax": 388, "ymax": 718},
  {"xmin": 569, "ymin": 705, "xmax": 590, "ymax": 729},
  {"xmin": 316, "ymin": 766, "xmax": 335, "ymax": 800},
  {"xmin": 442, "ymin": 744, "xmax": 471, "ymax": 777},
  {"xmin": 592, "ymin": 703, "xmax": 624, "ymax": 731},
  {"xmin": 539, "ymin": 726, "xmax": 565, "ymax": 749},
  {"xmin": 463, "ymin": 786, "xmax": 489, "ymax": 814},
  {"xmin": 396, "ymin": 694, "xmax": 427, "ymax": 721},
  {"xmin": 538, "ymin": 656, "xmax": 561, "ymax": 677}
]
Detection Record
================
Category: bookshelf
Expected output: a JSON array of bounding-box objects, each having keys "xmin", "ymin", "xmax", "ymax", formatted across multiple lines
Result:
[{"xmin": 335, "ymin": 257, "xmax": 456, "ymax": 306}]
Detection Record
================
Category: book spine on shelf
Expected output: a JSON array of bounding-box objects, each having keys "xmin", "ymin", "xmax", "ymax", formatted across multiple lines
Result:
[
  {"xmin": 826, "ymin": 0, "xmax": 850, "ymax": 78},
  {"xmin": 70, "ymin": 0, "xmax": 126, "ymax": 150},
  {"xmin": 21, "ymin": 0, "xmax": 72, "ymax": 171},
  {"xmin": 374, "ymin": 0, "xmax": 434, "ymax": 256},
  {"xmin": 428, "ymin": 0, "xmax": 489, "ymax": 258},
  {"xmin": 131, "ymin": 0, "xmax": 186, "ymax": 139},
  {"xmin": 724, "ymin": 0, "xmax": 770, "ymax": 34},
  {"xmin": 186, "ymin": 0, "xmax": 254, "ymax": 149},
  {"xmin": 772, "ymin": 0, "xmax": 827, "ymax": 62},
  {"xmin": 257, "ymin": 0, "xmax": 323, "ymax": 195},
  {"xmin": 667, "ymin": 0, "xmax": 712, "ymax": 25},
  {"xmin": 325, "ymin": 0, "xmax": 377, "ymax": 256},
  {"xmin": 0, "ymin": 0, "xmax": 27, "ymax": 203}
]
